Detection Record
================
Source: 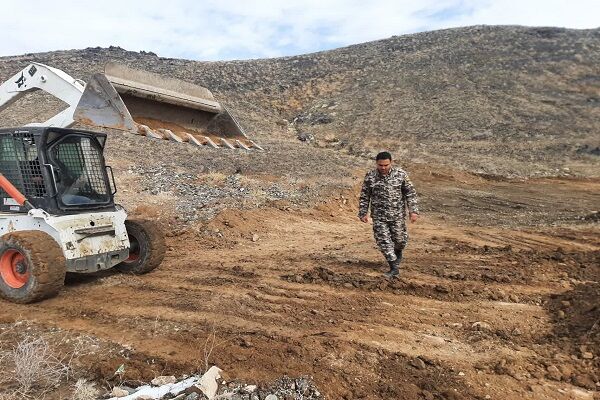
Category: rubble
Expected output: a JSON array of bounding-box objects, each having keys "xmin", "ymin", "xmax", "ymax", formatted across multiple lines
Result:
[{"xmin": 106, "ymin": 368, "xmax": 323, "ymax": 400}]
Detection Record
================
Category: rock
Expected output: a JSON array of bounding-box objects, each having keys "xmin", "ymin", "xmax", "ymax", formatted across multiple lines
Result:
[
  {"xmin": 195, "ymin": 366, "xmax": 222, "ymax": 399},
  {"xmin": 444, "ymin": 271, "xmax": 464, "ymax": 280},
  {"xmin": 136, "ymin": 396, "xmax": 153, "ymax": 400},
  {"xmin": 295, "ymin": 377, "xmax": 311, "ymax": 393},
  {"xmin": 572, "ymin": 374, "xmax": 596, "ymax": 390},
  {"xmin": 494, "ymin": 359, "xmax": 510, "ymax": 375},
  {"xmin": 435, "ymin": 285, "xmax": 449, "ymax": 293},
  {"xmin": 151, "ymin": 375, "xmax": 177, "ymax": 386},
  {"xmin": 582, "ymin": 351, "xmax": 594, "ymax": 359},
  {"xmin": 185, "ymin": 393, "xmax": 200, "ymax": 400},
  {"xmin": 546, "ymin": 365, "xmax": 562, "ymax": 381},
  {"xmin": 508, "ymin": 294, "xmax": 520, "ymax": 302},
  {"xmin": 265, "ymin": 395, "xmax": 278, "ymax": 400},
  {"xmin": 558, "ymin": 364, "xmax": 573, "ymax": 379},
  {"xmin": 410, "ymin": 357, "xmax": 426, "ymax": 369},
  {"xmin": 422, "ymin": 390, "xmax": 435, "ymax": 400},
  {"xmin": 509, "ymin": 371, "xmax": 526, "ymax": 381},
  {"xmin": 441, "ymin": 389, "xmax": 465, "ymax": 400},
  {"xmin": 473, "ymin": 362, "xmax": 487, "ymax": 370},
  {"xmin": 297, "ymin": 131, "xmax": 314, "ymax": 142},
  {"xmin": 243, "ymin": 385, "xmax": 257, "ymax": 393},
  {"xmin": 252, "ymin": 233, "xmax": 259, "ymax": 242},
  {"xmin": 532, "ymin": 369, "xmax": 545, "ymax": 379},
  {"xmin": 111, "ymin": 387, "xmax": 129, "ymax": 397},
  {"xmin": 511, "ymin": 328, "xmax": 522, "ymax": 336},
  {"xmin": 471, "ymin": 321, "xmax": 492, "ymax": 332}
]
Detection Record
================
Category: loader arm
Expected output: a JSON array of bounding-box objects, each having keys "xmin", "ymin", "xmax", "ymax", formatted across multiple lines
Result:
[
  {"xmin": 0, "ymin": 63, "xmax": 84, "ymax": 128},
  {"xmin": 0, "ymin": 62, "xmax": 263, "ymax": 150}
]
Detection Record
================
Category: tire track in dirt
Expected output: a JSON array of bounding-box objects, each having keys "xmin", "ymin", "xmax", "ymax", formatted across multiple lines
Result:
[{"xmin": 0, "ymin": 191, "xmax": 598, "ymax": 399}]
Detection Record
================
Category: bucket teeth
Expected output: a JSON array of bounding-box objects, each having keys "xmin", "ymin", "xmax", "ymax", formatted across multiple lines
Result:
[
  {"xmin": 204, "ymin": 136, "xmax": 219, "ymax": 148},
  {"xmin": 132, "ymin": 121, "xmax": 263, "ymax": 151},
  {"xmin": 138, "ymin": 125, "xmax": 164, "ymax": 139},
  {"xmin": 249, "ymin": 140, "xmax": 265, "ymax": 151},
  {"xmin": 235, "ymin": 140, "xmax": 251, "ymax": 150},
  {"xmin": 137, "ymin": 124, "xmax": 151, "ymax": 136},
  {"xmin": 132, "ymin": 124, "xmax": 145, "ymax": 135},
  {"xmin": 158, "ymin": 129, "xmax": 185, "ymax": 143},
  {"xmin": 134, "ymin": 127, "xmax": 262, "ymax": 151},
  {"xmin": 186, "ymin": 133, "xmax": 204, "ymax": 147},
  {"xmin": 220, "ymin": 138, "xmax": 235, "ymax": 149}
]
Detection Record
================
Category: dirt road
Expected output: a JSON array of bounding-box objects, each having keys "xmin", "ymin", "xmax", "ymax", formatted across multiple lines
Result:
[{"xmin": 0, "ymin": 175, "xmax": 598, "ymax": 400}]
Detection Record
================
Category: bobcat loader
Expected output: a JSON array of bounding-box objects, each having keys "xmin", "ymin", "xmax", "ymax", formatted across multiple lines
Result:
[
  {"xmin": 0, "ymin": 126, "xmax": 165, "ymax": 303},
  {"xmin": 0, "ymin": 61, "xmax": 262, "ymax": 303}
]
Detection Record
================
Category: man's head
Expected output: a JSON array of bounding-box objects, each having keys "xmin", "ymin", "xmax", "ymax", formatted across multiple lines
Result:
[{"xmin": 375, "ymin": 151, "xmax": 393, "ymax": 175}]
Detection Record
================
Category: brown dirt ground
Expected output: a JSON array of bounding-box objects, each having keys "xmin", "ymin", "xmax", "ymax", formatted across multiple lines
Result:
[{"xmin": 0, "ymin": 173, "xmax": 599, "ymax": 400}]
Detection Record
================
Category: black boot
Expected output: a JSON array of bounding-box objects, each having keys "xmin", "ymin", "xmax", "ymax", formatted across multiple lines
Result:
[
  {"xmin": 384, "ymin": 257, "xmax": 400, "ymax": 279},
  {"xmin": 395, "ymin": 248, "xmax": 404, "ymax": 263}
]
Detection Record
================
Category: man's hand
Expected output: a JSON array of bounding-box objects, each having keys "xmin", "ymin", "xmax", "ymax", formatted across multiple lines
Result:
[
  {"xmin": 360, "ymin": 215, "xmax": 369, "ymax": 223},
  {"xmin": 409, "ymin": 213, "xmax": 419, "ymax": 223}
]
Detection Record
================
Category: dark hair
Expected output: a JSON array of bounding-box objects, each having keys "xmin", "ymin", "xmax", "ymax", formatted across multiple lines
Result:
[{"xmin": 376, "ymin": 151, "xmax": 392, "ymax": 161}]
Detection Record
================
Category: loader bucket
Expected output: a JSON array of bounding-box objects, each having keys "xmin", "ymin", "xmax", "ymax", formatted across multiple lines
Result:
[
  {"xmin": 73, "ymin": 73, "xmax": 137, "ymax": 132},
  {"xmin": 103, "ymin": 63, "xmax": 261, "ymax": 150}
]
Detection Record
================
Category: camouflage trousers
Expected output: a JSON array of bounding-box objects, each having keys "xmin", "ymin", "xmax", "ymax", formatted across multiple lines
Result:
[{"xmin": 372, "ymin": 219, "xmax": 408, "ymax": 262}]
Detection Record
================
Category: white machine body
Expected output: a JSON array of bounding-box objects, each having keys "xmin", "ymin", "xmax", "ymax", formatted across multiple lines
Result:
[{"xmin": 0, "ymin": 206, "xmax": 130, "ymax": 273}]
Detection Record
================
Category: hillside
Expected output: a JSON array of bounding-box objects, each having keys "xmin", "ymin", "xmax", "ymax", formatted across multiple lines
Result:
[{"xmin": 0, "ymin": 25, "xmax": 599, "ymax": 177}]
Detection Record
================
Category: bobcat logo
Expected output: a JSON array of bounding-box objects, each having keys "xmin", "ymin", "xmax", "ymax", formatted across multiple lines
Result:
[{"xmin": 15, "ymin": 72, "xmax": 26, "ymax": 88}]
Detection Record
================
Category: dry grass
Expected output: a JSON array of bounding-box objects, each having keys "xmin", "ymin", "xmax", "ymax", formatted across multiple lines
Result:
[
  {"xmin": 72, "ymin": 378, "xmax": 100, "ymax": 400},
  {"xmin": 202, "ymin": 324, "xmax": 238, "ymax": 372},
  {"xmin": 203, "ymin": 325, "xmax": 217, "ymax": 371},
  {"xmin": 10, "ymin": 336, "xmax": 68, "ymax": 395},
  {"xmin": 0, "ymin": 320, "xmax": 104, "ymax": 399}
]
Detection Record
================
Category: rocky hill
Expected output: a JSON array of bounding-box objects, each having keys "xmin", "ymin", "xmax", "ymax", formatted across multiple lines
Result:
[{"xmin": 0, "ymin": 25, "xmax": 599, "ymax": 177}]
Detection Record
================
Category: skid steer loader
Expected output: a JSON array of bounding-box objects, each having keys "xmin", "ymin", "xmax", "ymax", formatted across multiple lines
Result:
[
  {"xmin": 0, "ymin": 126, "xmax": 165, "ymax": 303},
  {"xmin": 0, "ymin": 60, "xmax": 261, "ymax": 303}
]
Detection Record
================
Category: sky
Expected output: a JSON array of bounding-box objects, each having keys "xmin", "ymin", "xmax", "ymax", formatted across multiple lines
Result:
[{"xmin": 1, "ymin": 0, "xmax": 598, "ymax": 61}]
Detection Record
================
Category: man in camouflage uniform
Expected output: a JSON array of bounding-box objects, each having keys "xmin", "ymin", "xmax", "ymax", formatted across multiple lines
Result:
[{"xmin": 358, "ymin": 151, "xmax": 419, "ymax": 278}]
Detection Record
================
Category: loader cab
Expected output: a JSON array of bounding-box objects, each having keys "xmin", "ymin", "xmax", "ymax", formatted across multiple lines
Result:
[{"xmin": 0, "ymin": 127, "xmax": 115, "ymax": 215}]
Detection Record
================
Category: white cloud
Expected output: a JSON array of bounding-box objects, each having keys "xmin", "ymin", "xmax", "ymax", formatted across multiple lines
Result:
[{"xmin": 0, "ymin": 0, "xmax": 597, "ymax": 60}]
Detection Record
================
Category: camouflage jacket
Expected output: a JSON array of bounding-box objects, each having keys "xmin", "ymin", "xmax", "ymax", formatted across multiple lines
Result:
[{"xmin": 358, "ymin": 167, "xmax": 419, "ymax": 221}]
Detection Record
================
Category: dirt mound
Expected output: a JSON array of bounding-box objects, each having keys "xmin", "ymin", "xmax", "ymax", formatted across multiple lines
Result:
[
  {"xmin": 546, "ymin": 245, "xmax": 600, "ymax": 365},
  {"xmin": 283, "ymin": 265, "xmax": 538, "ymax": 305}
]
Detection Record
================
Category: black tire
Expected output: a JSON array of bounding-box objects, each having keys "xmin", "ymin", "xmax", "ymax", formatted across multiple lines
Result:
[
  {"xmin": 0, "ymin": 231, "xmax": 66, "ymax": 303},
  {"xmin": 116, "ymin": 219, "xmax": 165, "ymax": 275}
]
